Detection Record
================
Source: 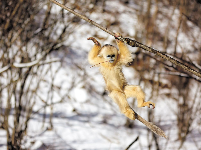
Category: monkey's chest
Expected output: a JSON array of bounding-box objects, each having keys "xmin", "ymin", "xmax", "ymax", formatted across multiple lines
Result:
[{"xmin": 100, "ymin": 67, "xmax": 126, "ymax": 91}]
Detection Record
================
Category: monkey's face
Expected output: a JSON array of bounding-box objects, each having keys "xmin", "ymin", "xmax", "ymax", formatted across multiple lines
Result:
[{"xmin": 99, "ymin": 45, "xmax": 118, "ymax": 64}]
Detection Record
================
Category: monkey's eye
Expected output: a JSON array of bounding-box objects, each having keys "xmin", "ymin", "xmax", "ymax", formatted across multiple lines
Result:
[{"xmin": 107, "ymin": 54, "xmax": 115, "ymax": 58}]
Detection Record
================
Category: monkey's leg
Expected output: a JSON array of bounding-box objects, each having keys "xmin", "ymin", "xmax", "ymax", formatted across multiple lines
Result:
[
  {"xmin": 124, "ymin": 85, "xmax": 155, "ymax": 109},
  {"xmin": 109, "ymin": 90, "xmax": 135, "ymax": 120}
]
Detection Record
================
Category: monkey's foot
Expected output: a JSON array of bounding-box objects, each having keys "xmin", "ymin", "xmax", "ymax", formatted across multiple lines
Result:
[
  {"xmin": 124, "ymin": 108, "xmax": 136, "ymax": 120},
  {"xmin": 141, "ymin": 101, "xmax": 155, "ymax": 109},
  {"xmin": 87, "ymin": 37, "xmax": 100, "ymax": 46}
]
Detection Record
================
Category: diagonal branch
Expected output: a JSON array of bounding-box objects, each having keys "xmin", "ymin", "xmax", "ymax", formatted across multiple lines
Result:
[
  {"xmin": 50, "ymin": 0, "xmax": 201, "ymax": 79},
  {"xmin": 124, "ymin": 38, "xmax": 201, "ymax": 78},
  {"xmin": 125, "ymin": 136, "xmax": 139, "ymax": 150}
]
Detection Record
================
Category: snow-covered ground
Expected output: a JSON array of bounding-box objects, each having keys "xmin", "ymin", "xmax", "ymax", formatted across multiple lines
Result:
[{"xmin": 1, "ymin": 0, "xmax": 201, "ymax": 150}]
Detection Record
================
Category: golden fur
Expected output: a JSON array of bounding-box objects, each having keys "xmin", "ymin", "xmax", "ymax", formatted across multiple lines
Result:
[{"xmin": 87, "ymin": 35, "xmax": 155, "ymax": 120}]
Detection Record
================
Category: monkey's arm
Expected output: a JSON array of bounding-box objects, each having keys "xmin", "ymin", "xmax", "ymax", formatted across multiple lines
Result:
[
  {"xmin": 116, "ymin": 40, "xmax": 133, "ymax": 64},
  {"xmin": 115, "ymin": 33, "xmax": 133, "ymax": 64},
  {"xmin": 88, "ymin": 37, "xmax": 102, "ymax": 65}
]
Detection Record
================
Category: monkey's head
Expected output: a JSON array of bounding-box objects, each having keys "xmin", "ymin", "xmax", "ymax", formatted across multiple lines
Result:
[{"xmin": 99, "ymin": 44, "xmax": 119, "ymax": 64}]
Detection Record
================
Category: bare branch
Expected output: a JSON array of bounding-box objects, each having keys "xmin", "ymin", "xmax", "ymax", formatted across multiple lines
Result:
[
  {"xmin": 125, "ymin": 136, "xmax": 139, "ymax": 150},
  {"xmin": 0, "ymin": 65, "xmax": 10, "ymax": 74},
  {"xmin": 12, "ymin": 58, "xmax": 60, "ymax": 68},
  {"xmin": 50, "ymin": 0, "xmax": 201, "ymax": 79}
]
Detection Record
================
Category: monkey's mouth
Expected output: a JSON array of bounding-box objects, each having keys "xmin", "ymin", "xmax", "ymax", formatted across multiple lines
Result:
[{"xmin": 109, "ymin": 60, "xmax": 114, "ymax": 63}]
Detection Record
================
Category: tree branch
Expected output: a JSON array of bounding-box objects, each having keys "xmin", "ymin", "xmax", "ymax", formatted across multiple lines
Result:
[
  {"xmin": 50, "ymin": 0, "xmax": 201, "ymax": 79},
  {"xmin": 0, "ymin": 65, "xmax": 11, "ymax": 74},
  {"xmin": 13, "ymin": 58, "xmax": 60, "ymax": 68},
  {"xmin": 125, "ymin": 136, "xmax": 139, "ymax": 150}
]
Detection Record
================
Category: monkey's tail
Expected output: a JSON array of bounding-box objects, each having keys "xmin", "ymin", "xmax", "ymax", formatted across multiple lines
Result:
[{"xmin": 135, "ymin": 112, "xmax": 167, "ymax": 139}]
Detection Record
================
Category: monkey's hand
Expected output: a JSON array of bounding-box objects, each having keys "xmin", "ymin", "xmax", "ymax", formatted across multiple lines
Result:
[
  {"xmin": 142, "ymin": 101, "xmax": 155, "ymax": 109},
  {"xmin": 114, "ymin": 33, "xmax": 122, "ymax": 43},
  {"xmin": 87, "ymin": 37, "xmax": 100, "ymax": 46}
]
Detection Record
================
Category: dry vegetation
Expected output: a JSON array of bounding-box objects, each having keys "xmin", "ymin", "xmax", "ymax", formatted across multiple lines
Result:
[{"xmin": 0, "ymin": 0, "xmax": 79, "ymax": 149}]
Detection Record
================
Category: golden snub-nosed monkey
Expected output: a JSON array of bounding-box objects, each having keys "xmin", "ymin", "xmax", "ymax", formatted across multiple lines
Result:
[{"xmin": 87, "ymin": 33, "xmax": 155, "ymax": 120}]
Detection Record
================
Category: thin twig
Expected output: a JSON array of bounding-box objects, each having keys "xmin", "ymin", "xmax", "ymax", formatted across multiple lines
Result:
[
  {"xmin": 13, "ymin": 58, "xmax": 60, "ymax": 68},
  {"xmin": 125, "ymin": 136, "xmax": 139, "ymax": 150},
  {"xmin": 0, "ymin": 65, "xmax": 11, "ymax": 74},
  {"xmin": 0, "ymin": 57, "xmax": 60, "ymax": 74}
]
